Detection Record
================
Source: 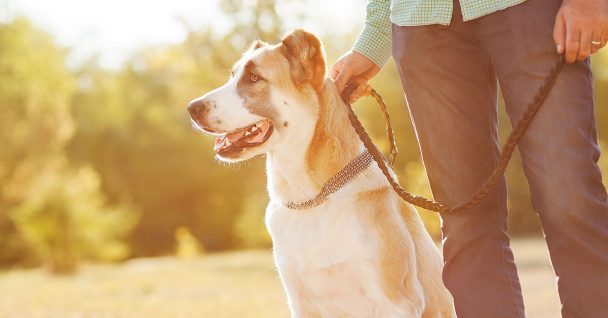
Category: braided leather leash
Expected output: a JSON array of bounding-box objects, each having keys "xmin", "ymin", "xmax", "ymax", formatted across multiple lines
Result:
[{"xmin": 341, "ymin": 57, "xmax": 565, "ymax": 214}]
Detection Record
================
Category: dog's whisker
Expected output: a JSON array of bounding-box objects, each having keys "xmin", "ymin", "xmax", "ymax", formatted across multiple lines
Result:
[
  {"xmin": 191, "ymin": 120, "xmax": 205, "ymax": 134},
  {"xmin": 214, "ymin": 156, "xmax": 242, "ymax": 171}
]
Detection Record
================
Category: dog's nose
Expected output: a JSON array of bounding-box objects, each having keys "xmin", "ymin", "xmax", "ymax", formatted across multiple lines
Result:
[{"xmin": 188, "ymin": 99, "xmax": 207, "ymax": 118}]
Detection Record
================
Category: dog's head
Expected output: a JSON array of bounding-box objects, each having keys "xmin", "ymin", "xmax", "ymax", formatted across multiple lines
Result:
[{"xmin": 188, "ymin": 29, "xmax": 327, "ymax": 162}]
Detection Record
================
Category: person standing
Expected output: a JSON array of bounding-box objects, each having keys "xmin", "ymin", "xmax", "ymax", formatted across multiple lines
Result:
[{"xmin": 331, "ymin": 0, "xmax": 608, "ymax": 317}]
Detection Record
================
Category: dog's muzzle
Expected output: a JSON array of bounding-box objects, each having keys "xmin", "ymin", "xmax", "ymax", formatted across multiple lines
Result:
[{"xmin": 188, "ymin": 99, "xmax": 219, "ymax": 133}]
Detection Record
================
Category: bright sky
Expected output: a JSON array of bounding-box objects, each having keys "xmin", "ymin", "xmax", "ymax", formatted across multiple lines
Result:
[{"xmin": 6, "ymin": 0, "xmax": 365, "ymax": 69}]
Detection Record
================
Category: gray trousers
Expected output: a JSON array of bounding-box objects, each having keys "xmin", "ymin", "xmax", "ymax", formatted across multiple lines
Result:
[{"xmin": 392, "ymin": 0, "xmax": 608, "ymax": 317}]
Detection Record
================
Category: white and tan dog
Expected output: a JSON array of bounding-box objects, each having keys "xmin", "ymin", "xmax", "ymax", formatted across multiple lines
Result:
[{"xmin": 188, "ymin": 29, "xmax": 456, "ymax": 318}]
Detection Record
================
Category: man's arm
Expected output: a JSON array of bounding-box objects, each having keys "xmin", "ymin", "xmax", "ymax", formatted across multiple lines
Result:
[
  {"xmin": 331, "ymin": 0, "xmax": 390, "ymax": 98},
  {"xmin": 353, "ymin": 0, "xmax": 392, "ymax": 68}
]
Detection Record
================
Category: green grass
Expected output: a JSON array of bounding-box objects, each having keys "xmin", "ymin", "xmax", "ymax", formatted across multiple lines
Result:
[{"xmin": 0, "ymin": 239, "xmax": 559, "ymax": 318}]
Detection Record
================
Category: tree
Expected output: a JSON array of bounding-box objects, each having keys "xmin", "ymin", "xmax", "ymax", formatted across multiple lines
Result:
[{"xmin": 0, "ymin": 17, "xmax": 137, "ymax": 272}]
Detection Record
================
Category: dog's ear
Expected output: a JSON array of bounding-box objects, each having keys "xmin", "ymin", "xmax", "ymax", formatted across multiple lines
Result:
[
  {"xmin": 281, "ymin": 29, "xmax": 326, "ymax": 89},
  {"xmin": 248, "ymin": 40, "xmax": 268, "ymax": 52}
]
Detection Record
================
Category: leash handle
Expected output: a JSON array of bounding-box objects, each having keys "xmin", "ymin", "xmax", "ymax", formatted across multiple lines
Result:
[
  {"xmin": 341, "ymin": 57, "xmax": 565, "ymax": 213},
  {"xmin": 342, "ymin": 84, "xmax": 398, "ymax": 166}
]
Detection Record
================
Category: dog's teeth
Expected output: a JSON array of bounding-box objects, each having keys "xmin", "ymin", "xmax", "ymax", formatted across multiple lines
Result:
[
  {"xmin": 252, "ymin": 126, "xmax": 259, "ymax": 132},
  {"xmin": 226, "ymin": 140, "xmax": 232, "ymax": 146},
  {"xmin": 244, "ymin": 131, "xmax": 251, "ymax": 136}
]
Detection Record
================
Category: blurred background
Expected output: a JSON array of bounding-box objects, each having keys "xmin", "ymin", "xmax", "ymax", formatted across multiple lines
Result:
[{"xmin": 0, "ymin": 0, "xmax": 606, "ymax": 317}]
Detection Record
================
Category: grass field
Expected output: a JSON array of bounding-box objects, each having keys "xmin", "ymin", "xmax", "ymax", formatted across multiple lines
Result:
[{"xmin": 0, "ymin": 238, "xmax": 560, "ymax": 318}]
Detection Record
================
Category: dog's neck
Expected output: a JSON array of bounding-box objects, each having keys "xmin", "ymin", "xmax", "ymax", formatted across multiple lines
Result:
[{"xmin": 266, "ymin": 78, "xmax": 363, "ymax": 204}]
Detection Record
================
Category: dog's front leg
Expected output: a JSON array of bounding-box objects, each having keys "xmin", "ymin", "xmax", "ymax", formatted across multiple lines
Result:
[
  {"xmin": 275, "ymin": 266, "xmax": 323, "ymax": 318},
  {"xmin": 400, "ymin": 274, "xmax": 426, "ymax": 318}
]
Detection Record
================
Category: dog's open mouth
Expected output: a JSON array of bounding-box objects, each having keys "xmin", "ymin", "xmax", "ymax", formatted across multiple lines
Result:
[{"xmin": 214, "ymin": 119, "xmax": 274, "ymax": 155}]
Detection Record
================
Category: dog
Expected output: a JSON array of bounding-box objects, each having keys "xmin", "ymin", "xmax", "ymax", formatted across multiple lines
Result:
[{"xmin": 188, "ymin": 29, "xmax": 456, "ymax": 318}]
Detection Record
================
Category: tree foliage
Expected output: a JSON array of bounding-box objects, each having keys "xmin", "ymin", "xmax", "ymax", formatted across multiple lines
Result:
[{"xmin": 0, "ymin": 18, "xmax": 137, "ymax": 273}]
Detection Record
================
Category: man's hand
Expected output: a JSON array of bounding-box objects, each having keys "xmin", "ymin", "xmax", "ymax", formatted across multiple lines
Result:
[
  {"xmin": 553, "ymin": 0, "xmax": 608, "ymax": 63},
  {"xmin": 330, "ymin": 51, "xmax": 380, "ymax": 103}
]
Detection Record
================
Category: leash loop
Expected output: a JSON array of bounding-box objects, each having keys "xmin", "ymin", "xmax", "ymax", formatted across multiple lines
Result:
[{"xmin": 342, "ymin": 57, "xmax": 565, "ymax": 213}]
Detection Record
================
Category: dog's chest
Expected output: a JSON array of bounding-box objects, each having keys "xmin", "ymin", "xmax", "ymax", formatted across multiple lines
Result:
[
  {"xmin": 266, "ymin": 199, "xmax": 376, "ymax": 269},
  {"xmin": 265, "ymin": 200, "xmax": 402, "ymax": 316}
]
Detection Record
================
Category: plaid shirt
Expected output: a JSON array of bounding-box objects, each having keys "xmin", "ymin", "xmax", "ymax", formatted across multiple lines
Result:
[{"xmin": 353, "ymin": 0, "xmax": 527, "ymax": 67}]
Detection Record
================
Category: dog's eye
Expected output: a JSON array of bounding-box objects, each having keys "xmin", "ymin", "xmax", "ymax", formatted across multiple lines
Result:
[{"xmin": 249, "ymin": 73, "xmax": 260, "ymax": 82}]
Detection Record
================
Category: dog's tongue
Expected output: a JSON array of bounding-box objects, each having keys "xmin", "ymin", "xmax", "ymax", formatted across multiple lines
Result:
[{"xmin": 213, "ymin": 130, "xmax": 246, "ymax": 152}]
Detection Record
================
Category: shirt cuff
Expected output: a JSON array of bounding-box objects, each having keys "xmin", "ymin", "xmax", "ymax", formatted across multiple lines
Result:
[{"xmin": 352, "ymin": 25, "xmax": 392, "ymax": 68}]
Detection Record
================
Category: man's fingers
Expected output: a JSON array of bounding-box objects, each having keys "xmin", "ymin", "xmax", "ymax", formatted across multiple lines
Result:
[
  {"xmin": 348, "ymin": 82, "xmax": 369, "ymax": 104},
  {"xmin": 332, "ymin": 51, "xmax": 379, "ymax": 96},
  {"xmin": 553, "ymin": 11, "xmax": 566, "ymax": 54},
  {"xmin": 591, "ymin": 31, "xmax": 602, "ymax": 54},
  {"xmin": 334, "ymin": 63, "xmax": 353, "ymax": 94},
  {"xmin": 329, "ymin": 60, "xmax": 343, "ymax": 80},
  {"xmin": 565, "ymin": 24, "xmax": 581, "ymax": 63},
  {"xmin": 348, "ymin": 87, "xmax": 363, "ymax": 103},
  {"xmin": 364, "ymin": 84, "xmax": 372, "ymax": 96},
  {"xmin": 578, "ymin": 29, "xmax": 593, "ymax": 61}
]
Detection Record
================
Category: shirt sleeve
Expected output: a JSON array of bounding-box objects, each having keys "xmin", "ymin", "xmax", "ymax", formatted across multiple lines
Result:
[{"xmin": 352, "ymin": 0, "xmax": 392, "ymax": 67}]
